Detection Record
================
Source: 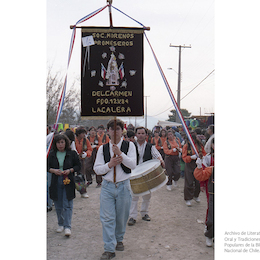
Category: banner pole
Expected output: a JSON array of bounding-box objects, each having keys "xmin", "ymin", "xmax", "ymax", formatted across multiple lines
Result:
[
  {"xmin": 107, "ymin": 0, "xmax": 113, "ymax": 28},
  {"xmin": 113, "ymin": 116, "xmax": 117, "ymax": 183}
]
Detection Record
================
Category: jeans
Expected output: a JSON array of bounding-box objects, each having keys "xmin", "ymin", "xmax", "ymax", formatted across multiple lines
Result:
[
  {"xmin": 53, "ymin": 176, "xmax": 73, "ymax": 229},
  {"xmin": 100, "ymin": 179, "xmax": 132, "ymax": 253},
  {"xmin": 47, "ymin": 172, "xmax": 53, "ymax": 208}
]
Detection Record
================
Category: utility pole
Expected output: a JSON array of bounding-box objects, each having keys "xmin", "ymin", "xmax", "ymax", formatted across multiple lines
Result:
[{"xmin": 169, "ymin": 44, "xmax": 191, "ymax": 122}]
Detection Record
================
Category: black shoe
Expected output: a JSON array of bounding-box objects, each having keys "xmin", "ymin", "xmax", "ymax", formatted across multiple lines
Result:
[
  {"xmin": 100, "ymin": 252, "xmax": 115, "ymax": 260},
  {"xmin": 128, "ymin": 218, "xmax": 136, "ymax": 226},
  {"xmin": 47, "ymin": 207, "xmax": 52, "ymax": 212},
  {"xmin": 116, "ymin": 242, "xmax": 124, "ymax": 251},
  {"xmin": 142, "ymin": 214, "xmax": 151, "ymax": 221}
]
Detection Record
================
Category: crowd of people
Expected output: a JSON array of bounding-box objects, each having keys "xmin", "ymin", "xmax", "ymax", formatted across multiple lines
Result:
[{"xmin": 47, "ymin": 119, "xmax": 215, "ymax": 259}]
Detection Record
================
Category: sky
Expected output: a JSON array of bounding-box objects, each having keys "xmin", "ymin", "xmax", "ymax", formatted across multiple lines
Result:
[{"xmin": 47, "ymin": 0, "xmax": 215, "ymax": 126}]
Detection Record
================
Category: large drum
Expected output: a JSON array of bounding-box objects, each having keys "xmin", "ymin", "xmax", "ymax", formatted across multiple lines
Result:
[{"xmin": 130, "ymin": 159, "xmax": 167, "ymax": 196}]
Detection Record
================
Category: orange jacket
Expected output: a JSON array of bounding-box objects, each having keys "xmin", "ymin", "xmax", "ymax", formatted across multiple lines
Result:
[
  {"xmin": 194, "ymin": 166, "xmax": 213, "ymax": 182},
  {"xmin": 98, "ymin": 133, "xmax": 110, "ymax": 144},
  {"xmin": 75, "ymin": 137, "xmax": 92, "ymax": 157},
  {"xmin": 88, "ymin": 135, "xmax": 102, "ymax": 150},
  {"xmin": 151, "ymin": 136, "xmax": 163, "ymax": 150},
  {"xmin": 160, "ymin": 137, "xmax": 167, "ymax": 147},
  {"xmin": 182, "ymin": 143, "xmax": 206, "ymax": 163},
  {"xmin": 163, "ymin": 138, "xmax": 181, "ymax": 156}
]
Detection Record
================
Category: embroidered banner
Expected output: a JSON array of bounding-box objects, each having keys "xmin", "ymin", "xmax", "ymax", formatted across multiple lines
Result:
[{"xmin": 81, "ymin": 27, "xmax": 144, "ymax": 117}]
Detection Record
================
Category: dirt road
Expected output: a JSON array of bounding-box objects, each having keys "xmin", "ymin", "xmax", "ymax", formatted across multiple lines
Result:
[{"xmin": 47, "ymin": 178, "xmax": 214, "ymax": 260}]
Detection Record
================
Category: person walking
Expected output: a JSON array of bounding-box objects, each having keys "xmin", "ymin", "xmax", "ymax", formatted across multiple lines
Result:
[
  {"xmin": 194, "ymin": 139, "xmax": 214, "ymax": 247},
  {"xmin": 75, "ymin": 127, "xmax": 92, "ymax": 198},
  {"xmin": 151, "ymin": 130, "xmax": 163, "ymax": 154},
  {"xmin": 86, "ymin": 126, "xmax": 102, "ymax": 188},
  {"xmin": 94, "ymin": 119, "xmax": 136, "ymax": 260},
  {"xmin": 159, "ymin": 129, "xmax": 167, "ymax": 160},
  {"xmin": 97, "ymin": 124, "xmax": 110, "ymax": 144},
  {"xmin": 163, "ymin": 130, "xmax": 182, "ymax": 191},
  {"xmin": 182, "ymin": 132, "xmax": 206, "ymax": 206},
  {"xmin": 194, "ymin": 138, "xmax": 214, "ymax": 246},
  {"xmin": 128, "ymin": 127, "xmax": 164, "ymax": 226},
  {"xmin": 47, "ymin": 134, "xmax": 81, "ymax": 237}
]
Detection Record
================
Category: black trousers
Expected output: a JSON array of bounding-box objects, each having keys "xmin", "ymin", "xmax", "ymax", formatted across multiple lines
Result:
[
  {"xmin": 184, "ymin": 160, "xmax": 200, "ymax": 200},
  {"xmin": 165, "ymin": 155, "xmax": 181, "ymax": 185},
  {"xmin": 205, "ymin": 194, "xmax": 214, "ymax": 238},
  {"xmin": 86, "ymin": 148, "xmax": 102, "ymax": 185}
]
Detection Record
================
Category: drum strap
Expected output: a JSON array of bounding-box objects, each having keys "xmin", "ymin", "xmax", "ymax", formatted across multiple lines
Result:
[{"xmin": 103, "ymin": 141, "xmax": 131, "ymax": 174}]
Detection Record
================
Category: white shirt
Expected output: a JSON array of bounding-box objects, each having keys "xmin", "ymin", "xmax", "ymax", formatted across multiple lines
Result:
[
  {"xmin": 202, "ymin": 153, "xmax": 212, "ymax": 167},
  {"xmin": 136, "ymin": 141, "xmax": 162, "ymax": 165},
  {"xmin": 94, "ymin": 138, "xmax": 137, "ymax": 183},
  {"xmin": 70, "ymin": 141, "xmax": 78, "ymax": 153},
  {"xmin": 204, "ymin": 134, "xmax": 215, "ymax": 154}
]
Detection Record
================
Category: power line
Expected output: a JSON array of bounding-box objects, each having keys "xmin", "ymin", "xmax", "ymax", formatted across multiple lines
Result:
[
  {"xmin": 181, "ymin": 69, "xmax": 215, "ymax": 100},
  {"xmin": 171, "ymin": 0, "xmax": 198, "ymax": 41},
  {"xmin": 150, "ymin": 105, "xmax": 174, "ymax": 117},
  {"xmin": 149, "ymin": 69, "xmax": 214, "ymax": 117}
]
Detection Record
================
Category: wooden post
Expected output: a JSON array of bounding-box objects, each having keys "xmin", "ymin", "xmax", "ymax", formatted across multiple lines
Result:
[
  {"xmin": 113, "ymin": 116, "xmax": 117, "ymax": 183},
  {"xmin": 107, "ymin": 0, "xmax": 113, "ymax": 28}
]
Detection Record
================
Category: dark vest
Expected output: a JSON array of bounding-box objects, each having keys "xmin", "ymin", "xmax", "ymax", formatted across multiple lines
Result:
[
  {"xmin": 134, "ymin": 142, "xmax": 153, "ymax": 165},
  {"xmin": 103, "ymin": 140, "xmax": 131, "ymax": 174}
]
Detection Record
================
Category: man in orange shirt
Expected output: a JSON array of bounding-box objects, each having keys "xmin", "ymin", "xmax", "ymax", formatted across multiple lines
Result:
[
  {"xmin": 151, "ymin": 130, "xmax": 163, "ymax": 153},
  {"xmin": 75, "ymin": 127, "xmax": 92, "ymax": 197},
  {"xmin": 97, "ymin": 125, "xmax": 110, "ymax": 145},
  {"xmin": 86, "ymin": 126, "xmax": 103, "ymax": 188},
  {"xmin": 163, "ymin": 130, "xmax": 182, "ymax": 191}
]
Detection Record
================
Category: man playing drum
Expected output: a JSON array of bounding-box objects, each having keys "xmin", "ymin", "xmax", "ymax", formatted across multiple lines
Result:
[
  {"xmin": 128, "ymin": 127, "xmax": 165, "ymax": 226},
  {"xmin": 94, "ymin": 119, "xmax": 136, "ymax": 260}
]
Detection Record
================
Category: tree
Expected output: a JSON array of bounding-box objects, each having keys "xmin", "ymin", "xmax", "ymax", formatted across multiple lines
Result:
[
  {"xmin": 168, "ymin": 108, "xmax": 191, "ymax": 122},
  {"xmin": 46, "ymin": 67, "xmax": 81, "ymax": 126}
]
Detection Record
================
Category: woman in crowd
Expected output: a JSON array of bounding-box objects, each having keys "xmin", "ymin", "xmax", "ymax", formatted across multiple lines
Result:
[
  {"xmin": 163, "ymin": 130, "xmax": 182, "ymax": 191},
  {"xmin": 47, "ymin": 134, "xmax": 81, "ymax": 237},
  {"xmin": 151, "ymin": 130, "xmax": 163, "ymax": 155},
  {"xmin": 159, "ymin": 129, "xmax": 167, "ymax": 159},
  {"xmin": 194, "ymin": 138, "xmax": 214, "ymax": 247},
  {"xmin": 182, "ymin": 132, "xmax": 206, "ymax": 206},
  {"xmin": 64, "ymin": 128, "xmax": 77, "ymax": 152},
  {"xmin": 86, "ymin": 126, "xmax": 102, "ymax": 188}
]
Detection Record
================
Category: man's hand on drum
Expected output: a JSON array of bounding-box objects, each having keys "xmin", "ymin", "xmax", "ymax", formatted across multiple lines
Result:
[{"xmin": 108, "ymin": 155, "xmax": 123, "ymax": 168}]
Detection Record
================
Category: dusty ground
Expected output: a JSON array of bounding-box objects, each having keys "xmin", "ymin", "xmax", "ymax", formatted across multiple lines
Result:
[{"xmin": 47, "ymin": 178, "xmax": 214, "ymax": 260}]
